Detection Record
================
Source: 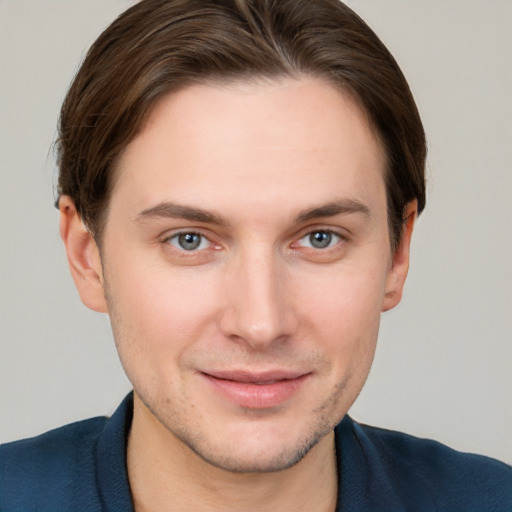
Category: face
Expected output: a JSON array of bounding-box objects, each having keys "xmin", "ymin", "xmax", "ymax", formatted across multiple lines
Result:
[{"xmin": 67, "ymin": 77, "xmax": 413, "ymax": 473}]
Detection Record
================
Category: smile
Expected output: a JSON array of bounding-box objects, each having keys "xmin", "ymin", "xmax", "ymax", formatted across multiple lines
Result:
[{"xmin": 200, "ymin": 370, "xmax": 311, "ymax": 409}]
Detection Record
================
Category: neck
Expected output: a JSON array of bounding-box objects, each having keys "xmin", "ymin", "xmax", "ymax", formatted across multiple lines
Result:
[{"xmin": 127, "ymin": 394, "xmax": 338, "ymax": 512}]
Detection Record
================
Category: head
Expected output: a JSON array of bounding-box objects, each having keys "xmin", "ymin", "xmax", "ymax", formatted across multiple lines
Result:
[{"xmin": 58, "ymin": 0, "xmax": 426, "ymax": 473}]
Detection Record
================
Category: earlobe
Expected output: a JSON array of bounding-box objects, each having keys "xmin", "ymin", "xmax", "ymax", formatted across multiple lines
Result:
[
  {"xmin": 59, "ymin": 196, "xmax": 108, "ymax": 313},
  {"xmin": 382, "ymin": 201, "xmax": 417, "ymax": 312}
]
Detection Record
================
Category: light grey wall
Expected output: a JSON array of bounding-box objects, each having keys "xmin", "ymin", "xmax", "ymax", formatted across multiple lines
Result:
[{"xmin": 1, "ymin": 0, "xmax": 511, "ymax": 464}]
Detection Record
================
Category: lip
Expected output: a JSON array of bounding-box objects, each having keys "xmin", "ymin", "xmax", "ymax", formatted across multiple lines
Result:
[{"xmin": 200, "ymin": 370, "xmax": 310, "ymax": 409}]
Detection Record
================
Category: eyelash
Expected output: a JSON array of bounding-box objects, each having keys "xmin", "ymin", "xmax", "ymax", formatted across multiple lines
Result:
[
  {"xmin": 295, "ymin": 230, "xmax": 342, "ymax": 250},
  {"xmin": 166, "ymin": 232, "xmax": 213, "ymax": 252}
]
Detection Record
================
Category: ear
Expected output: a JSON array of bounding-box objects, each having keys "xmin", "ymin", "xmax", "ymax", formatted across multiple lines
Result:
[
  {"xmin": 59, "ymin": 196, "xmax": 108, "ymax": 313},
  {"xmin": 382, "ymin": 201, "xmax": 417, "ymax": 312}
]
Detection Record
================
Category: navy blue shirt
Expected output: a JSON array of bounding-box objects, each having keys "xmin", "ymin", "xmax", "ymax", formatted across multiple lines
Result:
[{"xmin": 1, "ymin": 393, "xmax": 511, "ymax": 511}]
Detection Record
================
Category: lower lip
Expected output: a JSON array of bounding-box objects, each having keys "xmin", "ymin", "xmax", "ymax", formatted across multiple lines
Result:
[{"xmin": 201, "ymin": 373, "xmax": 309, "ymax": 409}]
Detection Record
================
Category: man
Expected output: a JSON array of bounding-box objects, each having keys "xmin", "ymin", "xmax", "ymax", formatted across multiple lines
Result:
[{"xmin": 1, "ymin": 0, "xmax": 510, "ymax": 511}]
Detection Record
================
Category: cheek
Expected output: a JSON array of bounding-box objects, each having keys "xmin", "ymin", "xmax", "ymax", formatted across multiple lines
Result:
[
  {"xmin": 104, "ymin": 256, "xmax": 222, "ymax": 368},
  {"xmin": 297, "ymin": 262, "xmax": 387, "ymax": 364}
]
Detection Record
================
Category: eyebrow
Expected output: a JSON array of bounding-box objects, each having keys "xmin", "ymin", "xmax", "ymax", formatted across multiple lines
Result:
[
  {"xmin": 295, "ymin": 199, "xmax": 371, "ymax": 223},
  {"xmin": 136, "ymin": 202, "xmax": 227, "ymax": 226},
  {"xmin": 136, "ymin": 198, "xmax": 370, "ymax": 226}
]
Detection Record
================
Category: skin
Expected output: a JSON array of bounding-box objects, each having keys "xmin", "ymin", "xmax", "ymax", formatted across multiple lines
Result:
[{"xmin": 60, "ymin": 77, "xmax": 416, "ymax": 512}]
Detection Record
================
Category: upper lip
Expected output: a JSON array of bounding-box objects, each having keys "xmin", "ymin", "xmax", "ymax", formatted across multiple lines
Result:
[{"xmin": 201, "ymin": 369, "xmax": 309, "ymax": 384}]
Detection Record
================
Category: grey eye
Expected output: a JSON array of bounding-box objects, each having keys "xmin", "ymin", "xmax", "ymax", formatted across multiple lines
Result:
[
  {"xmin": 168, "ymin": 232, "xmax": 208, "ymax": 251},
  {"xmin": 310, "ymin": 231, "xmax": 332, "ymax": 248},
  {"xmin": 299, "ymin": 230, "xmax": 340, "ymax": 249}
]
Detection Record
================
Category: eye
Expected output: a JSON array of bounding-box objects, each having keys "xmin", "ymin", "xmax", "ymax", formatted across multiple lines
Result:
[
  {"xmin": 298, "ymin": 230, "xmax": 341, "ymax": 249},
  {"xmin": 167, "ymin": 232, "xmax": 211, "ymax": 251}
]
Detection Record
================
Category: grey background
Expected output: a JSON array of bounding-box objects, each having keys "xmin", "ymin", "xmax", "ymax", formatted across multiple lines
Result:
[{"xmin": 1, "ymin": 1, "xmax": 511, "ymax": 464}]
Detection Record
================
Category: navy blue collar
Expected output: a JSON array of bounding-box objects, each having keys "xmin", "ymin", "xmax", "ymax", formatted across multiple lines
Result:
[{"xmin": 94, "ymin": 393, "xmax": 135, "ymax": 512}]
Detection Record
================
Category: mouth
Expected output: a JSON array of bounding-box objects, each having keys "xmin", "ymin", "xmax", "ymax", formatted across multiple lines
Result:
[{"xmin": 200, "ymin": 370, "xmax": 311, "ymax": 409}]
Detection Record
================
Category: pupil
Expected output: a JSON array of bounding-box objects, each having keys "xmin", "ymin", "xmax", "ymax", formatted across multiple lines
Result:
[
  {"xmin": 310, "ymin": 231, "xmax": 331, "ymax": 249},
  {"xmin": 179, "ymin": 233, "xmax": 201, "ymax": 250}
]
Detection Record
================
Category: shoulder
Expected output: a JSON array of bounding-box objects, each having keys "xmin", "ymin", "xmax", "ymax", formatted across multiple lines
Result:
[
  {"xmin": 0, "ymin": 416, "xmax": 107, "ymax": 511},
  {"xmin": 1, "ymin": 415, "xmax": 107, "ymax": 473},
  {"xmin": 337, "ymin": 417, "xmax": 512, "ymax": 511}
]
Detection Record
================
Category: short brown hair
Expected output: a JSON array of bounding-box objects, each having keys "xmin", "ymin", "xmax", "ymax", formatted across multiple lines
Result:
[{"xmin": 56, "ymin": 0, "xmax": 426, "ymax": 248}]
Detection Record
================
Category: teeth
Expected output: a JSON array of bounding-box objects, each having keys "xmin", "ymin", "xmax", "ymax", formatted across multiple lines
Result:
[{"xmin": 254, "ymin": 380, "xmax": 277, "ymax": 385}]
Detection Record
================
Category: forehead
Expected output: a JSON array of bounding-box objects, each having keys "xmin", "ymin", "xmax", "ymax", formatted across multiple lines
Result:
[{"xmin": 110, "ymin": 77, "xmax": 387, "ymax": 224}]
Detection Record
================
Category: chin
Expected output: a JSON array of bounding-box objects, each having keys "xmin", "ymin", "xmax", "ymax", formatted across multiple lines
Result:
[{"xmin": 171, "ymin": 418, "xmax": 335, "ymax": 474}]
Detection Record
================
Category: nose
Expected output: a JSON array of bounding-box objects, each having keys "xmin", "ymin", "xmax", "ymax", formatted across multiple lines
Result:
[{"xmin": 219, "ymin": 246, "xmax": 296, "ymax": 350}]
